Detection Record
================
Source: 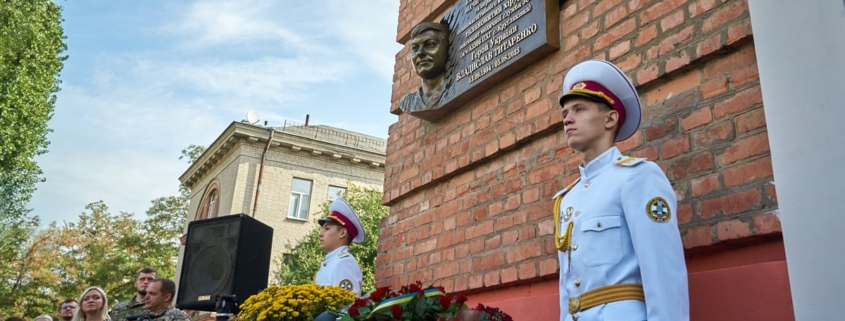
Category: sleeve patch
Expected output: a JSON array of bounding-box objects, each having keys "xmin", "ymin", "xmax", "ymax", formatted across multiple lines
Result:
[
  {"xmin": 339, "ymin": 279, "xmax": 354, "ymax": 291},
  {"xmin": 646, "ymin": 197, "xmax": 671, "ymax": 223}
]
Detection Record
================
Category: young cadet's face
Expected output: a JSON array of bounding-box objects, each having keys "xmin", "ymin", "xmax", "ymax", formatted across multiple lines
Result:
[
  {"xmin": 561, "ymin": 98, "xmax": 614, "ymax": 152},
  {"xmin": 319, "ymin": 224, "xmax": 347, "ymax": 252}
]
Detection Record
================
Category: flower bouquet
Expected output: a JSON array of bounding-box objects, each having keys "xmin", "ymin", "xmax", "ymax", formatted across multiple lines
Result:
[
  {"xmin": 470, "ymin": 303, "xmax": 513, "ymax": 321},
  {"xmin": 237, "ymin": 284, "xmax": 356, "ymax": 321},
  {"xmin": 335, "ymin": 281, "xmax": 468, "ymax": 321}
]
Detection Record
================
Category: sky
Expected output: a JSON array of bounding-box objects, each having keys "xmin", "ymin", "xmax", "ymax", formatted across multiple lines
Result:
[{"xmin": 28, "ymin": 0, "xmax": 402, "ymax": 226}]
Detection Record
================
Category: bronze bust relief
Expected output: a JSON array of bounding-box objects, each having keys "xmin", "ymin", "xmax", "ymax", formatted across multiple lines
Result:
[{"xmin": 400, "ymin": 22, "xmax": 450, "ymax": 114}]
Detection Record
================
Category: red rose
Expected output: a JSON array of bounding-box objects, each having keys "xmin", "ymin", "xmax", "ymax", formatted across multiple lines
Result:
[
  {"xmin": 439, "ymin": 296, "xmax": 452, "ymax": 309},
  {"xmin": 390, "ymin": 305, "xmax": 403, "ymax": 319},
  {"xmin": 348, "ymin": 305, "xmax": 360, "ymax": 317},
  {"xmin": 454, "ymin": 293, "xmax": 468, "ymax": 305},
  {"xmin": 370, "ymin": 287, "xmax": 390, "ymax": 301}
]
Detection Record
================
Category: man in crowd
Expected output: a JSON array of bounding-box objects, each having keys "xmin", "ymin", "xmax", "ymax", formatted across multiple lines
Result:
[
  {"xmin": 58, "ymin": 298, "xmax": 78, "ymax": 321},
  {"xmin": 314, "ymin": 198, "xmax": 366, "ymax": 297},
  {"xmin": 109, "ymin": 267, "xmax": 157, "ymax": 321},
  {"xmin": 143, "ymin": 278, "xmax": 191, "ymax": 321}
]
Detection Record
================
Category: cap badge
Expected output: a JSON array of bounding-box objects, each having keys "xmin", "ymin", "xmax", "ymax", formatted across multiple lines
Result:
[{"xmin": 573, "ymin": 82, "xmax": 587, "ymax": 90}]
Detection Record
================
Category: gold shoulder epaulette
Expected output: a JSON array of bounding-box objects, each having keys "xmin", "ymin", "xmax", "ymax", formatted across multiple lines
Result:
[
  {"xmin": 616, "ymin": 156, "xmax": 646, "ymax": 167},
  {"xmin": 551, "ymin": 178, "xmax": 581, "ymax": 200}
]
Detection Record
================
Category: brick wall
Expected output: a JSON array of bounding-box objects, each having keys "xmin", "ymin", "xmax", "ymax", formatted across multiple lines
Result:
[{"xmin": 380, "ymin": 0, "xmax": 776, "ymax": 294}]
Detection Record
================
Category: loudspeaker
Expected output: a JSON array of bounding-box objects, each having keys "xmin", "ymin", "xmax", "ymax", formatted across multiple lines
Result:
[{"xmin": 176, "ymin": 214, "xmax": 273, "ymax": 312}]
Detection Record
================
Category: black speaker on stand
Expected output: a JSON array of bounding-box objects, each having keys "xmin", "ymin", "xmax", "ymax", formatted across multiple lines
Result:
[{"xmin": 175, "ymin": 214, "xmax": 273, "ymax": 316}]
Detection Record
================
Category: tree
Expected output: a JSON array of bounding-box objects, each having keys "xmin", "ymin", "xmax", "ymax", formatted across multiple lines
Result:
[
  {"xmin": 274, "ymin": 184, "xmax": 388, "ymax": 293},
  {"xmin": 0, "ymin": 0, "xmax": 68, "ymax": 227}
]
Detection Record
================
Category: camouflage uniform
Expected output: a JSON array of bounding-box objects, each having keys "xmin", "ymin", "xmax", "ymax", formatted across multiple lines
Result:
[
  {"xmin": 150, "ymin": 306, "xmax": 191, "ymax": 321},
  {"xmin": 109, "ymin": 297, "xmax": 151, "ymax": 321}
]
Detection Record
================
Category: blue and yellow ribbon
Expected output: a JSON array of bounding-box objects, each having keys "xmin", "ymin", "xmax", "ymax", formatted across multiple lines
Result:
[{"xmin": 368, "ymin": 288, "xmax": 445, "ymax": 317}]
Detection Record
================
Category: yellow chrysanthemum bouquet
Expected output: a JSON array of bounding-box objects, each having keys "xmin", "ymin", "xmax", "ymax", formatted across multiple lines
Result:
[{"xmin": 238, "ymin": 284, "xmax": 356, "ymax": 321}]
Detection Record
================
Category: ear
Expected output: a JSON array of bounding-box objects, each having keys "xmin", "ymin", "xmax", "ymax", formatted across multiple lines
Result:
[
  {"xmin": 604, "ymin": 109, "xmax": 620, "ymax": 131},
  {"xmin": 337, "ymin": 226, "xmax": 348, "ymax": 240}
]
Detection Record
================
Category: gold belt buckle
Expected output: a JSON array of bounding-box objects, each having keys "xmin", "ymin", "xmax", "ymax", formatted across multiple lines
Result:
[{"xmin": 568, "ymin": 297, "xmax": 581, "ymax": 314}]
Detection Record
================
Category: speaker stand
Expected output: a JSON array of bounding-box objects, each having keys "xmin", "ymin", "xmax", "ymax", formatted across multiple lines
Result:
[{"xmin": 215, "ymin": 294, "xmax": 237, "ymax": 321}]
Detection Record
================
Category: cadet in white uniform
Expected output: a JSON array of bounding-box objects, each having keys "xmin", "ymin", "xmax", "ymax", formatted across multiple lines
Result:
[
  {"xmin": 314, "ymin": 198, "xmax": 365, "ymax": 297},
  {"xmin": 554, "ymin": 60, "xmax": 689, "ymax": 321}
]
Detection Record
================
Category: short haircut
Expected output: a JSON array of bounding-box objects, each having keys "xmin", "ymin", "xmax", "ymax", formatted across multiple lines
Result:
[
  {"xmin": 6, "ymin": 317, "xmax": 25, "ymax": 321},
  {"xmin": 411, "ymin": 22, "xmax": 449, "ymax": 42},
  {"xmin": 62, "ymin": 298, "xmax": 78, "ymax": 305},
  {"xmin": 137, "ymin": 267, "xmax": 158, "ymax": 277},
  {"xmin": 153, "ymin": 278, "xmax": 177, "ymax": 301},
  {"xmin": 35, "ymin": 315, "xmax": 53, "ymax": 321}
]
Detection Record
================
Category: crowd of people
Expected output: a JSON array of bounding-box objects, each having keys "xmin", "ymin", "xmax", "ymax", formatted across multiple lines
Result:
[{"xmin": 4, "ymin": 268, "xmax": 191, "ymax": 321}]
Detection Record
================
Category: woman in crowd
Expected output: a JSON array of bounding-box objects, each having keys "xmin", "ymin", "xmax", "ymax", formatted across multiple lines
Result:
[{"xmin": 71, "ymin": 286, "xmax": 110, "ymax": 321}]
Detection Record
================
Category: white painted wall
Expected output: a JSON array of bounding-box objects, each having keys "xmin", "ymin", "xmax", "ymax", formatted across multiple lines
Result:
[{"xmin": 747, "ymin": 1, "xmax": 845, "ymax": 319}]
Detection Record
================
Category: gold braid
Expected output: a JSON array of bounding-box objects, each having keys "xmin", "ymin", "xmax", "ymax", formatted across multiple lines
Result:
[{"xmin": 554, "ymin": 195, "xmax": 574, "ymax": 252}]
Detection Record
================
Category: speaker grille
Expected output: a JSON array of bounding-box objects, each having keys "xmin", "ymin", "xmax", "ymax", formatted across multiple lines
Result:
[{"xmin": 176, "ymin": 214, "xmax": 273, "ymax": 312}]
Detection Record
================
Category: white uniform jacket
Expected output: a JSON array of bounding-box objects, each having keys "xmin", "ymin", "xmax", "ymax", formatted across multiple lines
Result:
[
  {"xmin": 556, "ymin": 147, "xmax": 689, "ymax": 321},
  {"xmin": 314, "ymin": 245, "xmax": 363, "ymax": 297}
]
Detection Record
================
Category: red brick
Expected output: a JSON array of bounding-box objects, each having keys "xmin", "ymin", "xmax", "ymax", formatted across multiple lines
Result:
[
  {"xmin": 689, "ymin": 0, "xmax": 717, "ymax": 17},
  {"xmin": 564, "ymin": 9, "xmax": 591, "ymax": 34},
  {"xmin": 700, "ymin": 188, "xmax": 762, "ymax": 219},
  {"xmin": 503, "ymin": 194, "xmax": 521, "ymax": 212},
  {"xmin": 605, "ymin": 5, "xmax": 628, "ymax": 27},
  {"xmin": 632, "ymin": 146, "xmax": 658, "ymax": 160},
  {"xmin": 731, "ymin": 64, "xmax": 759, "ymax": 88},
  {"xmin": 473, "ymin": 252, "xmax": 505, "ymax": 270},
  {"xmin": 735, "ymin": 108, "xmax": 766, "ymax": 134},
  {"xmin": 721, "ymin": 132, "xmax": 770, "ymax": 165},
  {"xmin": 526, "ymin": 98, "xmax": 552, "ymax": 120},
  {"xmin": 696, "ymin": 33, "xmax": 723, "ymax": 58},
  {"xmin": 678, "ymin": 203, "xmax": 693, "ymax": 224},
  {"xmin": 661, "ymin": 134, "xmax": 691, "ymax": 159},
  {"xmin": 539, "ymin": 258, "xmax": 559, "ymax": 276},
  {"xmin": 640, "ymin": 0, "xmax": 685, "ymax": 24},
  {"xmin": 682, "ymin": 106, "xmax": 713, "ymax": 130},
  {"xmin": 644, "ymin": 69, "xmax": 701, "ymax": 106},
  {"xmin": 466, "ymin": 221, "xmax": 494, "ymax": 239},
  {"xmin": 502, "ymin": 230, "xmax": 518, "ymax": 244},
  {"xmin": 669, "ymin": 152, "xmax": 714, "ymax": 179},
  {"xmin": 665, "ymin": 50, "xmax": 691, "ymax": 74},
  {"xmin": 701, "ymin": 77, "xmax": 729, "ymax": 98},
  {"xmin": 524, "ymin": 87, "xmax": 542, "ymax": 105},
  {"xmin": 716, "ymin": 219, "xmax": 752, "ymax": 241},
  {"xmin": 581, "ymin": 20, "xmax": 600, "ymax": 40},
  {"xmin": 714, "ymin": 85, "xmax": 763, "ymax": 118},
  {"xmin": 645, "ymin": 119, "xmax": 679, "ymax": 141},
  {"xmin": 693, "ymin": 120, "xmax": 734, "ymax": 148},
  {"xmin": 518, "ymin": 262, "xmax": 538, "ymax": 280},
  {"xmin": 616, "ymin": 53, "xmax": 642, "ymax": 74},
  {"xmin": 766, "ymin": 182, "xmax": 778, "ymax": 204},
  {"xmin": 704, "ymin": 45, "xmax": 757, "ymax": 80},
  {"xmin": 636, "ymin": 63, "xmax": 659, "ymax": 85},
  {"xmin": 753, "ymin": 213, "xmax": 782, "ymax": 234},
  {"xmin": 723, "ymin": 156, "xmax": 773, "ymax": 187},
  {"xmin": 636, "ymin": 24, "xmax": 658, "ymax": 46},
  {"xmin": 682, "ymin": 225, "xmax": 713, "ymax": 249},
  {"xmin": 484, "ymin": 271, "xmax": 501, "ymax": 286},
  {"xmin": 523, "ymin": 186, "xmax": 540, "ymax": 204},
  {"xmin": 660, "ymin": 9, "xmax": 685, "ymax": 32},
  {"xmin": 617, "ymin": 129, "xmax": 644, "ymax": 153},
  {"xmin": 501, "ymin": 267, "xmax": 518, "ymax": 284},
  {"xmin": 690, "ymin": 173, "xmax": 721, "ymax": 197},
  {"xmin": 506, "ymin": 242, "xmax": 543, "ymax": 263},
  {"xmin": 484, "ymin": 235, "xmax": 501, "ymax": 251},
  {"xmin": 657, "ymin": 25, "xmax": 695, "ymax": 56},
  {"xmin": 728, "ymin": 17, "xmax": 753, "ymax": 47},
  {"xmin": 702, "ymin": 0, "xmax": 748, "ymax": 34},
  {"xmin": 592, "ymin": 0, "xmax": 617, "ymax": 17},
  {"xmin": 609, "ymin": 40, "xmax": 632, "ymax": 60},
  {"xmin": 594, "ymin": 18, "xmax": 637, "ymax": 50},
  {"xmin": 500, "ymin": 132, "xmax": 517, "ymax": 150}
]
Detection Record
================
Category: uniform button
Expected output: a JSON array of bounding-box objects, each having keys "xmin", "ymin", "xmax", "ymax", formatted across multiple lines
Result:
[
  {"xmin": 571, "ymin": 243, "xmax": 578, "ymax": 251},
  {"xmin": 572, "ymin": 314, "xmax": 578, "ymax": 321},
  {"xmin": 597, "ymin": 221, "xmax": 602, "ymax": 228},
  {"xmin": 584, "ymin": 181, "xmax": 591, "ymax": 188},
  {"xmin": 617, "ymin": 157, "xmax": 622, "ymax": 161},
  {"xmin": 574, "ymin": 279, "xmax": 581, "ymax": 287}
]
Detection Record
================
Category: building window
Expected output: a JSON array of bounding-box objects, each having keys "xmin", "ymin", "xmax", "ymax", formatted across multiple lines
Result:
[
  {"xmin": 288, "ymin": 178, "xmax": 312, "ymax": 220},
  {"xmin": 197, "ymin": 183, "xmax": 220, "ymax": 220},
  {"xmin": 327, "ymin": 185, "xmax": 346, "ymax": 201}
]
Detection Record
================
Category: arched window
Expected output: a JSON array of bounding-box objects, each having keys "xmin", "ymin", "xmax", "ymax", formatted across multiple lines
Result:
[{"xmin": 196, "ymin": 182, "xmax": 220, "ymax": 220}]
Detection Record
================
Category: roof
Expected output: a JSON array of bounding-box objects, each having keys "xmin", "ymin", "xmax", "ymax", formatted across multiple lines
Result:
[{"xmin": 274, "ymin": 121, "xmax": 386, "ymax": 153}]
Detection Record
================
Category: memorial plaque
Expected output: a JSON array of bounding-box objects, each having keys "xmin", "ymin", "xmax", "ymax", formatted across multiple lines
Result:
[{"xmin": 397, "ymin": 0, "xmax": 560, "ymax": 121}]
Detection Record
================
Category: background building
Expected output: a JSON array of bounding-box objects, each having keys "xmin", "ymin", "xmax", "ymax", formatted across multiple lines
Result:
[{"xmin": 175, "ymin": 119, "xmax": 386, "ymax": 292}]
